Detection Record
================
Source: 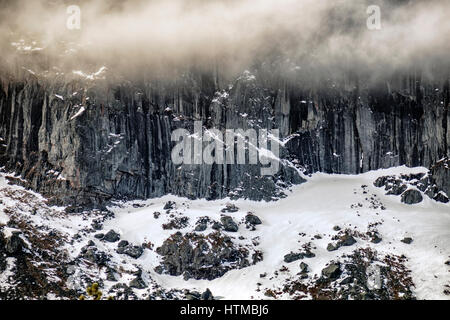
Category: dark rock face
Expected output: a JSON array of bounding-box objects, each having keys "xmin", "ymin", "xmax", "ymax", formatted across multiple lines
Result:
[
  {"xmin": 155, "ymin": 232, "xmax": 256, "ymax": 280},
  {"xmin": 401, "ymin": 189, "xmax": 423, "ymax": 205},
  {"xmin": 3, "ymin": 231, "xmax": 24, "ymax": 255},
  {"xmin": 430, "ymin": 158, "xmax": 450, "ymax": 199},
  {"xmin": 0, "ymin": 69, "xmax": 448, "ymax": 206}
]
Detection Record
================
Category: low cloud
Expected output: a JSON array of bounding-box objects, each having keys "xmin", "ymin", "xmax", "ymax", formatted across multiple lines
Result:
[{"xmin": 1, "ymin": 0, "xmax": 449, "ymax": 80}]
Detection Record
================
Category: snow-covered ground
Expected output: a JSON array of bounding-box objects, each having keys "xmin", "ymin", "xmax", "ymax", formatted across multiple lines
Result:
[{"xmin": 0, "ymin": 166, "xmax": 449, "ymax": 300}]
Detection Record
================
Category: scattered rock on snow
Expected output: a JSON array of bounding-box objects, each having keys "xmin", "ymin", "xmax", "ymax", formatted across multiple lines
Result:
[
  {"xmin": 117, "ymin": 245, "xmax": 144, "ymax": 259},
  {"xmin": 321, "ymin": 262, "xmax": 342, "ymax": 280},
  {"xmin": 327, "ymin": 243, "xmax": 338, "ymax": 252},
  {"xmin": 284, "ymin": 252, "xmax": 304, "ymax": 263},
  {"xmin": 339, "ymin": 234, "xmax": 357, "ymax": 247},
  {"xmin": 401, "ymin": 237, "xmax": 413, "ymax": 244},
  {"xmin": 300, "ymin": 262, "xmax": 309, "ymax": 274},
  {"xmin": 103, "ymin": 230, "xmax": 121, "ymax": 242},
  {"xmin": 370, "ymin": 234, "xmax": 383, "ymax": 244},
  {"xmin": 163, "ymin": 201, "xmax": 176, "ymax": 210},
  {"xmin": 221, "ymin": 204, "xmax": 239, "ymax": 213}
]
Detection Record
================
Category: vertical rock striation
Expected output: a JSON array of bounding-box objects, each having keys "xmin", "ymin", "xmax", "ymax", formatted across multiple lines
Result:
[{"xmin": 0, "ymin": 67, "xmax": 448, "ymax": 207}]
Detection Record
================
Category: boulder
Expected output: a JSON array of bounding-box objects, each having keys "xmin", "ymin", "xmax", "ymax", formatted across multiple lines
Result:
[
  {"xmin": 327, "ymin": 243, "xmax": 338, "ymax": 252},
  {"xmin": 373, "ymin": 176, "xmax": 388, "ymax": 188},
  {"xmin": 284, "ymin": 252, "xmax": 304, "ymax": 263},
  {"xmin": 245, "ymin": 214, "xmax": 262, "ymax": 225},
  {"xmin": 401, "ymin": 237, "xmax": 413, "ymax": 244},
  {"xmin": 201, "ymin": 288, "xmax": 214, "ymax": 300},
  {"xmin": 163, "ymin": 201, "xmax": 176, "ymax": 210},
  {"xmin": 123, "ymin": 246, "xmax": 144, "ymax": 259},
  {"xmin": 220, "ymin": 216, "xmax": 239, "ymax": 232},
  {"xmin": 221, "ymin": 204, "xmax": 239, "ymax": 213},
  {"xmin": 371, "ymin": 235, "xmax": 382, "ymax": 244},
  {"xmin": 339, "ymin": 235, "xmax": 357, "ymax": 247},
  {"xmin": 195, "ymin": 223, "xmax": 208, "ymax": 232},
  {"xmin": 386, "ymin": 183, "xmax": 407, "ymax": 196},
  {"xmin": 300, "ymin": 262, "xmax": 309, "ymax": 274},
  {"xmin": 322, "ymin": 262, "xmax": 342, "ymax": 280},
  {"xmin": 433, "ymin": 192, "xmax": 449, "ymax": 203},
  {"xmin": 118, "ymin": 240, "xmax": 129, "ymax": 248},
  {"xmin": 103, "ymin": 230, "xmax": 120, "ymax": 242},
  {"xmin": 303, "ymin": 250, "xmax": 316, "ymax": 258},
  {"xmin": 401, "ymin": 189, "xmax": 423, "ymax": 204},
  {"xmin": 129, "ymin": 276, "xmax": 147, "ymax": 289}
]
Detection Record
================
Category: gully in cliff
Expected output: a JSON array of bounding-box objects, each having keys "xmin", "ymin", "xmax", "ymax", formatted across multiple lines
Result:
[{"xmin": 171, "ymin": 121, "xmax": 280, "ymax": 176}]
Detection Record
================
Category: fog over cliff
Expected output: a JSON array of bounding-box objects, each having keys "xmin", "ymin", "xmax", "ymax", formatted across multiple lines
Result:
[{"xmin": 0, "ymin": 0, "xmax": 449, "ymax": 80}]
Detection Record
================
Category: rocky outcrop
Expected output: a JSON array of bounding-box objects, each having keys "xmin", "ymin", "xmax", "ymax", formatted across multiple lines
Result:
[
  {"xmin": 374, "ymin": 169, "xmax": 449, "ymax": 204},
  {"xmin": 1, "ymin": 228, "xmax": 24, "ymax": 255},
  {"xmin": 279, "ymin": 248, "xmax": 415, "ymax": 300},
  {"xmin": 0, "ymin": 67, "xmax": 448, "ymax": 206},
  {"xmin": 155, "ymin": 231, "xmax": 261, "ymax": 280}
]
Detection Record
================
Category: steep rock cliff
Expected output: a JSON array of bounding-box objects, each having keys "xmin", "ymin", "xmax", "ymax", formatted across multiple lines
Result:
[{"xmin": 0, "ymin": 67, "xmax": 448, "ymax": 207}]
